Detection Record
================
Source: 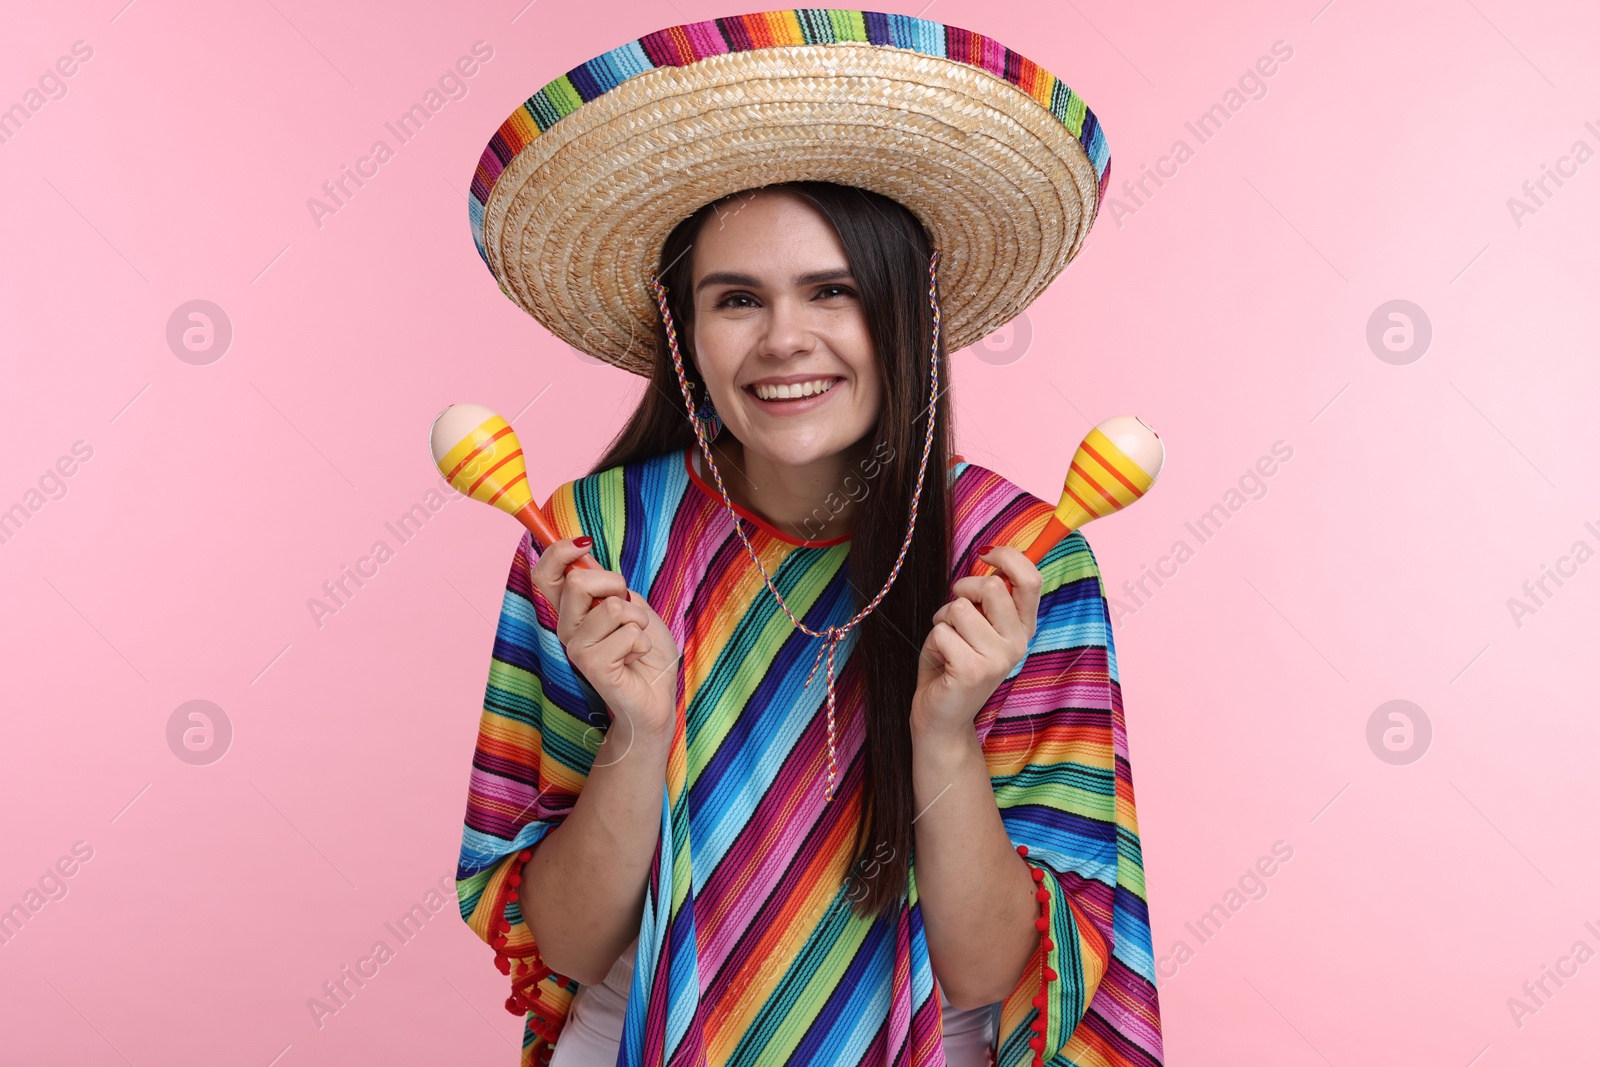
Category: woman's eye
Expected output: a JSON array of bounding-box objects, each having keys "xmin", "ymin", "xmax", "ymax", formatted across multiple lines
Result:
[{"xmin": 714, "ymin": 286, "xmax": 852, "ymax": 308}]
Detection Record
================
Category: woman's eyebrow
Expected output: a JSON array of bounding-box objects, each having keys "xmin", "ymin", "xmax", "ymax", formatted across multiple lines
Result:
[{"xmin": 694, "ymin": 267, "xmax": 854, "ymax": 294}]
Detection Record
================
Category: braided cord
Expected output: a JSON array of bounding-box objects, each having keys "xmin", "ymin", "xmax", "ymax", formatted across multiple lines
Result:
[{"xmin": 646, "ymin": 249, "xmax": 943, "ymax": 801}]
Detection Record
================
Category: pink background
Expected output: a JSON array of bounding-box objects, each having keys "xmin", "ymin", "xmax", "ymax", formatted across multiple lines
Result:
[{"xmin": 2, "ymin": 0, "xmax": 1596, "ymax": 1063}]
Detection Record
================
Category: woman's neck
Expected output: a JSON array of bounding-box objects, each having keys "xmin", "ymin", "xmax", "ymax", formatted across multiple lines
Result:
[{"xmin": 700, "ymin": 435, "xmax": 872, "ymax": 539}]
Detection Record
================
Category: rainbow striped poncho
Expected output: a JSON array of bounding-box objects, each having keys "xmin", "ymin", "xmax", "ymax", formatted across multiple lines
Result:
[{"xmin": 454, "ymin": 447, "xmax": 1163, "ymax": 1067}]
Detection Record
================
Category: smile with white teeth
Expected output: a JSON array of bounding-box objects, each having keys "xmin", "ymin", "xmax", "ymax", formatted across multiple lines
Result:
[{"xmin": 750, "ymin": 378, "xmax": 839, "ymax": 401}]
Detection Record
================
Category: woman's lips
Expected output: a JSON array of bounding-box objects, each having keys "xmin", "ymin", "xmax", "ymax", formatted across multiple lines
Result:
[{"xmin": 742, "ymin": 377, "xmax": 843, "ymax": 416}]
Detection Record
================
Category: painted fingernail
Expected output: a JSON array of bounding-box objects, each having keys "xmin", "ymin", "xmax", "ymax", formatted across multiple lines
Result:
[
  {"xmin": 626, "ymin": 590, "xmax": 633, "ymax": 602},
  {"xmin": 573, "ymin": 536, "xmax": 593, "ymax": 548},
  {"xmin": 978, "ymin": 543, "xmax": 996, "ymax": 554}
]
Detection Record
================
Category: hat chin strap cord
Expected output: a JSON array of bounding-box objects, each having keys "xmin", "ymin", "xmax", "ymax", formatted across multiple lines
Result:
[{"xmin": 646, "ymin": 248, "xmax": 944, "ymax": 803}]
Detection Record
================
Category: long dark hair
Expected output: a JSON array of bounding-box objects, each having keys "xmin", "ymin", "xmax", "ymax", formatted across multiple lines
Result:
[{"xmin": 591, "ymin": 181, "xmax": 952, "ymax": 919}]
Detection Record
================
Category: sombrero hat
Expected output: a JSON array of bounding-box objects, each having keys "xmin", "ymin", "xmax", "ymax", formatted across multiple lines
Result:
[{"xmin": 468, "ymin": 8, "xmax": 1112, "ymax": 375}]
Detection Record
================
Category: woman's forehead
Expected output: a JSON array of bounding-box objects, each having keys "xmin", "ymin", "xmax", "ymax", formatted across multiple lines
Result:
[{"xmin": 691, "ymin": 195, "xmax": 852, "ymax": 284}]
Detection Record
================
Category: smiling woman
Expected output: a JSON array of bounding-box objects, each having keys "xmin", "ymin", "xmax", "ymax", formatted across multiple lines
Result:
[
  {"xmin": 457, "ymin": 178, "xmax": 1163, "ymax": 1067},
  {"xmin": 452, "ymin": 10, "xmax": 1162, "ymax": 1067}
]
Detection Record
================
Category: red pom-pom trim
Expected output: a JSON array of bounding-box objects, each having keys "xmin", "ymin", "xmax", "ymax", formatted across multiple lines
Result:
[
  {"xmin": 486, "ymin": 844, "xmax": 567, "ymax": 1030},
  {"xmin": 1017, "ymin": 843, "xmax": 1053, "ymax": 1058}
]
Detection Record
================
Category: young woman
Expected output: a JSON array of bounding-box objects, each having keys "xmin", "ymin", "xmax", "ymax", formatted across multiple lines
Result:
[{"xmin": 453, "ymin": 12, "xmax": 1162, "ymax": 1067}]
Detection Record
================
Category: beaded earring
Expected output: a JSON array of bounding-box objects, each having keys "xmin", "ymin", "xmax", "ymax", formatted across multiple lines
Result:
[{"xmin": 687, "ymin": 377, "xmax": 723, "ymax": 443}]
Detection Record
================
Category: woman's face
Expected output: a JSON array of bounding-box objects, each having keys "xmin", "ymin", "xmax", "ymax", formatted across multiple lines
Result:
[{"xmin": 688, "ymin": 188, "xmax": 883, "ymax": 470}]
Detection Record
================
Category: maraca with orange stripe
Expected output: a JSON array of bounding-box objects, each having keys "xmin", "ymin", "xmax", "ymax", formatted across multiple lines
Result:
[
  {"xmin": 429, "ymin": 402, "xmax": 602, "ymax": 571},
  {"xmin": 972, "ymin": 414, "xmax": 1164, "ymax": 581}
]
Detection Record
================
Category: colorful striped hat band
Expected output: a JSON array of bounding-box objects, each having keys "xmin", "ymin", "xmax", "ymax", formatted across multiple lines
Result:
[
  {"xmin": 469, "ymin": 8, "xmax": 1111, "ymax": 375},
  {"xmin": 648, "ymin": 250, "xmax": 944, "ymax": 801}
]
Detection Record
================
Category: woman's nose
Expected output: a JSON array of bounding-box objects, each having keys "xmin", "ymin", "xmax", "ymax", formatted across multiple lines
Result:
[{"xmin": 758, "ymin": 295, "xmax": 814, "ymax": 358}]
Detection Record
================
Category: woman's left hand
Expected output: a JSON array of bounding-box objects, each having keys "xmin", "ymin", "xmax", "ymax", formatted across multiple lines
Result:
[{"xmin": 911, "ymin": 545, "xmax": 1044, "ymax": 739}]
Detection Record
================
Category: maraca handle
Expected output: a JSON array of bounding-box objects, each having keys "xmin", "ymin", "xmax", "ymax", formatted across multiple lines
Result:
[
  {"xmin": 972, "ymin": 515, "xmax": 1072, "ymax": 590},
  {"xmin": 1021, "ymin": 516, "xmax": 1071, "ymax": 566},
  {"xmin": 513, "ymin": 501, "xmax": 603, "ymax": 570}
]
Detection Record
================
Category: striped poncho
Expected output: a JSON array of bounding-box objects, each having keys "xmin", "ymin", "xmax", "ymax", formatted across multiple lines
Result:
[{"xmin": 454, "ymin": 446, "xmax": 1163, "ymax": 1067}]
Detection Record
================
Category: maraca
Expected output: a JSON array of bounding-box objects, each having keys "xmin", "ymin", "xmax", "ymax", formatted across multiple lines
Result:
[
  {"xmin": 430, "ymin": 402, "xmax": 602, "ymax": 570},
  {"xmin": 973, "ymin": 414, "xmax": 1164, "ymax": 582}
]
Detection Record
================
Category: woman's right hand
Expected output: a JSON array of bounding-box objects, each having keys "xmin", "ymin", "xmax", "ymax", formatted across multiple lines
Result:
[{"xmin": 530, "ymin": 536, "xmax": 680, "ymax": 739}]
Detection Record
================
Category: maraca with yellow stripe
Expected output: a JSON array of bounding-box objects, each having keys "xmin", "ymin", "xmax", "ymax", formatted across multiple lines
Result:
[
  {"xmin": 429, "ymin": 402, "xmax": 602, "ymax": 571},
  {"xmin": 972, "ymin": 414, "xmax": 1164, "ymax": 579}
]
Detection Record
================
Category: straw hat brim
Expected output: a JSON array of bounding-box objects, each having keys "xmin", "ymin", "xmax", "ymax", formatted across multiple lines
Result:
[{"xmin": 471, "ymin": 12, "xmax": 1111, "ymax": 375}]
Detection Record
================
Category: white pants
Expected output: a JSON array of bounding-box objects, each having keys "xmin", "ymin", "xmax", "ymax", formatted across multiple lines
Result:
[{"xmin": 549, "ymin": 939, "xmax": 996, "ymax": 1067}]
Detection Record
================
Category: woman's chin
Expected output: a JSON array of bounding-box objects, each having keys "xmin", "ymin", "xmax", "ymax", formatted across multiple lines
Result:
[{"xmin": 736, "ymin": 431, "xmax": 860, "ymax": 470}]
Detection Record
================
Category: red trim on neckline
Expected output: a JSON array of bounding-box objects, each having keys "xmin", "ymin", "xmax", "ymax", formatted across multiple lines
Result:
[{"xmin": 682, "ymin": 446, "xmax": 851, "ymax": 549}]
